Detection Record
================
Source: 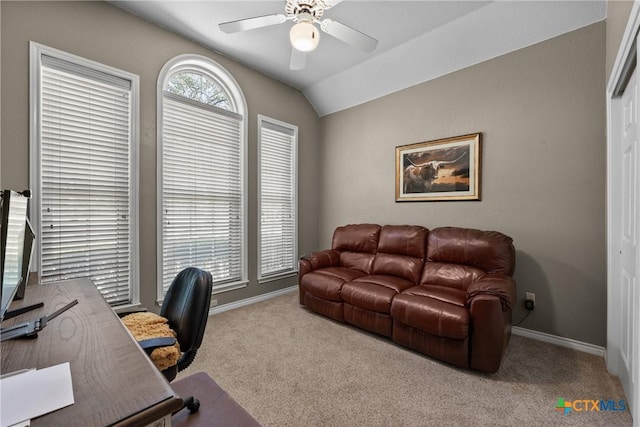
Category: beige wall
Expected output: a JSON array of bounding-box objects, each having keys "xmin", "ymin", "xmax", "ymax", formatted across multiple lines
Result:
[
  {"xmin": 0, "ymin": 1, "xmax": 611, "ymax": 346},
  {"xmin": 320, "ymin": 22, "xmax": 607, "ymax": 346},
  {"xmin": 0, "ymin": 1, "xmax": 321, "ymax": 309},
  {"xmin": 606, "ymin": 0, "xmax": 634, "ymax": 82}
]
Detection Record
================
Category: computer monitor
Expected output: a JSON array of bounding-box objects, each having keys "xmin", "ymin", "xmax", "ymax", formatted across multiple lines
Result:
[
  {"xmin": 0, "ymin": 190, "xmax": 29, "ymax": 321},
  {"xmin": 15, "ymin": 217, "xmax": 35, "ymax": 300}
]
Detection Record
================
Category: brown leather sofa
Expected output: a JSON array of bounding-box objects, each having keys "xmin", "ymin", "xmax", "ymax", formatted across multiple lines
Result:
[{"xmin": 298, "ymin": 224, "xmax": 516, "ymax": 373}]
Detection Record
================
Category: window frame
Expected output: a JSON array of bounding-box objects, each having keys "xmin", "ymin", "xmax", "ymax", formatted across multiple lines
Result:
[
  {"xmin": 156, "ymin": 54, "xmax": 248, "ymax": 303},
  {"xmin": 257, "ymin": 115, "xmax": 299, "ymax": 283},
  {"xmin": 29, "ymin": 41, "xmax": 140, "ymax": 306}
]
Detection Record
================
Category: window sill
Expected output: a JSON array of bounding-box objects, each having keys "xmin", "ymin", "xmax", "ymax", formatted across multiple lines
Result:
[
  {"xmin": 258, "ymin": 271, "xmax": 298, "ymax": 285},
  {"xmin": 156, "ymin": 280, "xmax": 249, "ymax": 306},
  {"xmin": 213, "ymin": 280, "xmax": 249, "ymax": 295}
]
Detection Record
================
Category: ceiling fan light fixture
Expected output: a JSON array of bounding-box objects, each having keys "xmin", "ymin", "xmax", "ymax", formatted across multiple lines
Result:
[{"xmin": 289, "ymin": 21, "xmax": 320, "ymax": 52}]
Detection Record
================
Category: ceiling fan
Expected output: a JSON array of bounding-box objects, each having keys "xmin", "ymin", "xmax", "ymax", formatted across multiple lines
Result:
[{"xmin": 219, "ymin": 0, "xmax": 378, "ymax": 70}]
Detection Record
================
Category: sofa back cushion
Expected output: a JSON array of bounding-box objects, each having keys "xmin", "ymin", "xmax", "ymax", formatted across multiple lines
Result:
[
  {"xmin": 421, "ymin": 227, "xmax": 515, "ymax": 290},
  {"xmin": 332, "ymin": 224, "xmax": 381, "ymax": 273},
  {"xmin": 372, "ymin": 225, "xmax": 428, "ymax": 283}
]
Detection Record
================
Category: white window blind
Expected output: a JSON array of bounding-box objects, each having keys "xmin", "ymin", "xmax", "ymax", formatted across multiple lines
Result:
[
  {"xmin": 160, "ymin": 93, "xmax": 244, "ymax": 295},
  {"xmin": 258, "ymin": 117, "xmax": 297, "ymax": 279},
  {"xmin": 38, "ymin": 53, "xmax": 136, "ymax": 306}
]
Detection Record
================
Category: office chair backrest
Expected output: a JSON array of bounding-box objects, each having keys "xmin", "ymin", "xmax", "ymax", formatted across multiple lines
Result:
[{"xmin": 161, "ymin": 267, "xmax": 213, "ymax": 359}]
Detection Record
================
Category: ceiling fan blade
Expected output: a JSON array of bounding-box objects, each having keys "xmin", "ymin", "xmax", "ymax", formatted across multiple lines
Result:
[
  {"xmin": 290, "ymin": 48, "xmax": 307, "ymax": 70},
  {"xmin": 320, "ymin": 0, "xmax": 345, "ymax": 9},
  {"xmin": 320, "ymin": 19, "xmax": 378, "ymax": 53},
  {"xmin": 219, "ymin": 14, "xmax": 287, "ymax": 34}
]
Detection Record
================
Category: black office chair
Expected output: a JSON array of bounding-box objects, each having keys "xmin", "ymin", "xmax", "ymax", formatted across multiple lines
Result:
[
  {"xmin": 125, "ymin": 267, "xmax": 212, "ymax": 413},
  {"xmin": 160, "ymin": 267, "xmax": 212, "ymax": 382}
]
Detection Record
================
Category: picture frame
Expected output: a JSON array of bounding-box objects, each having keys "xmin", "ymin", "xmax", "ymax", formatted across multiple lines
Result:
[{"xmin": 395, "ymin": 133, "xmax": 481, "ymax": 202}]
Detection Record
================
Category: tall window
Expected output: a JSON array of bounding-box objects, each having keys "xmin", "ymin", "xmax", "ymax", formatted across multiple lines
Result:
[
  {"xmin": 258, "ymin": 116, "xmax": 298, "ymax": 281},
  {"xmin": 158, "ymin": 55, "xmax": 247, "ymax": 300},
  {"xmin": 30, "ymin": 42, "xmax": 139, "ymax": 306}
]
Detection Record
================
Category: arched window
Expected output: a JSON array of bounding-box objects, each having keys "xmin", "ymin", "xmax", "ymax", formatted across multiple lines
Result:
[
  {"xmin": 165, "ymin": 71, "xmax": 232, "ymax": 110},
  {"xmin": 157, "ymin": 55, "xmax": 247, "ymax": 300}
]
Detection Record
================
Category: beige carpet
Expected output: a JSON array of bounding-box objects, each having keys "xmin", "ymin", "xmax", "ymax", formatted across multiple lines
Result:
[{"xmin": 177, "ymin": 291, "xmax": 632, "ymax": 426}]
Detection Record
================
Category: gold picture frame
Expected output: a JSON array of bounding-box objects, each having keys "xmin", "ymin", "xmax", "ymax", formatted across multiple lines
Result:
[{"xmin": 395, "ymin": 133, "xmax": 481, "ymax": 202}]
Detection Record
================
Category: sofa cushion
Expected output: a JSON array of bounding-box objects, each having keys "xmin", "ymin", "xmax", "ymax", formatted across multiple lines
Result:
[
  {"xmin": 372, "ymin": 253, "xmax": 423, "ymax": 284},
  {"xmin": 427, "ymin": 227, "xmax": 515, "ymax": 276},
  {"xmin": 339, "ymin": 252, "xmax": 376, "ymax": 274},
  {"xmin": 371, "ymin": 225, "xmax": 427, "ymax": 283},
  {"xmin": 419, "ymin": 262, "xmax": 485, "ymax": 290},
  {"xmin": 377, "ymin": 225, "xmax": 428, "ymax": 258},
  {"xmin": 301, "ymin": 268, "xmax": 366, "ymax": 302},
  {"xmin": 391, "ymin": 292, "xmax": 469, "ymax": 340},
  {"xmin": 342, "ymin": 275, "xmax": 414, "ymax": 314},
  {"xmin": 402, "ymin": 285, "xmax": 467, "ymax": 307},
  {"xmin": 343, "ymin": 281, "xmax": 396, "ymax": 313},
  {"xmin": 352, "ymin": 275, "xmax": 416, "ymax": 293},
  {"xmin": 332, "ymin": 224, "xmax": 381, "ymax": 273},
  {"xmin": 332, "ymin": 224, "xmax": 381, "ymax": 253},
  {"xmin": 310, "ymin": 267, "xmax": 366, "ymax": 282}
]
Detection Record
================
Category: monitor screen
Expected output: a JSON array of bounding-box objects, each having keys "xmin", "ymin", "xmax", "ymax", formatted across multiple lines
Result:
[
  {"xmin": 15, "ymin": 217, "xmax": 36, "ymax": 300},
  {"xmin": 1, "ymin": 190, "xmax": 29, "ymax": 320}
]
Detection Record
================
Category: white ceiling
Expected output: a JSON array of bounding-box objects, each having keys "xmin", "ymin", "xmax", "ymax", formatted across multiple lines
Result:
[{"xmin": 111, "ymin": 1, "xmax": 606, "ymax": 116}]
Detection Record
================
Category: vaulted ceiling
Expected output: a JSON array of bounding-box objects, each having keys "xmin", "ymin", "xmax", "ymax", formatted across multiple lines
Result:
[{"xmin": 111, "ymin": 1, "xmax": 606, "ymax": 116}]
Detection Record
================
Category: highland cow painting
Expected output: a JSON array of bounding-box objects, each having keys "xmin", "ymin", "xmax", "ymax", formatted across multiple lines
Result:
[{"xmin": 395, "ymin": 133, "xmax": 481, "ymax": 201}]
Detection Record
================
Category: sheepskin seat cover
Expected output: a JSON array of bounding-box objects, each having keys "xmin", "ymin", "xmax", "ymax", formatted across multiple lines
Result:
[{"xmin": 122, "ymin": 312, "xmax": 180, "ymax": 371}]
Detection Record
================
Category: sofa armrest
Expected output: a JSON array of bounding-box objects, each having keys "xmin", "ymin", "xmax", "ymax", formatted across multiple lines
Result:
[
  {"xmin": 298, "ymin": 250, "xmax": 340, "ymax": 305},
  {"xmin": 469, "ymin": 295, "xmax": 511, "ymax": 373},
  {"xmin": 466, "ymin": 273, "xmax": 516, "ymax": 312},
  {"xmin": 299, "ymin": 249, "xmax": 340, "ymax": 274}
]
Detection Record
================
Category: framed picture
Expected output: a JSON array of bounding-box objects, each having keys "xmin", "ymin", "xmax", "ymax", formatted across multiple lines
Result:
[{"xmin": 395, "ymin": 133, "xmax": 481, "ymax": 202}]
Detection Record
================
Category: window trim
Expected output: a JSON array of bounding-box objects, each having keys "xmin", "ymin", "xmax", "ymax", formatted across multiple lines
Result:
[
  {"xmin": 156, "ymin": 54, "xmax": 248, "ymax": 303},
  {"xmin": 257, "ymin": 115, "xmax": 298, "ymax": 283},
  {"xmin": 29, "ymin": 41, "xmax": 140, "ymax": 305}
]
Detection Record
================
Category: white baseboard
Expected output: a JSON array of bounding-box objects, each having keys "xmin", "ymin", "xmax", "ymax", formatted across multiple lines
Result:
[
  {"xmin": 209, "ymin": 285, "xmax": 298, "ymax": 316},
  {"xmin": 208, "ymin": 294, "xmax": 606, "ymax": 359},
  {"xmin": 512, "ymin": 326, "xmax": 605, "ymax": 358}
]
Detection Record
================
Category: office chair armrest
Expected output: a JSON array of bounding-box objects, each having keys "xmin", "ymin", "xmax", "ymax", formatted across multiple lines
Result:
[{"xmin": 137, "ymin": 337, "xmax": 177, "ymax": 356}]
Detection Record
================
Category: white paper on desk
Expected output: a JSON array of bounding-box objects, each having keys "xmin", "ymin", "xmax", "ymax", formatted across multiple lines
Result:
[{"xmin": 0, "ymin": 362, "xmax": 74, "ymax": 427}]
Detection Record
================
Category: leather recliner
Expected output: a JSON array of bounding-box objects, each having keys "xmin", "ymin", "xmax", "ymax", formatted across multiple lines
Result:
[
  {"xmin": 298, "ymin": 224, "xmax": 516, "ymax": 373},
  {"xmin": 342, "ymin": 225, "xmax": 428, "ymax": 337}
]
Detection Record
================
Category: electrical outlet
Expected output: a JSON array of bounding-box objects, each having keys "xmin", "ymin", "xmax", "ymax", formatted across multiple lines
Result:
[
  {"xmin": 211, "ymin": 299, "xmax": 218, "ymax": 307},
  {"xmin": 525, "ymin": 292, "xmax": 535, "ymax": 311}
]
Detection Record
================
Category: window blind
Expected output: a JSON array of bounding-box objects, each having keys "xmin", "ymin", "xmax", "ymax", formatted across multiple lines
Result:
[
  {"xmin": 39, "ymin": 56, "xmax": 134, "ymax": 305},
  {"xmin": 161, "ymin": 93, "xmax": 244, "ymax": 295},
  {"xmin": 258, "ymin": 118, "xmax": 297, "ymax": 278}
]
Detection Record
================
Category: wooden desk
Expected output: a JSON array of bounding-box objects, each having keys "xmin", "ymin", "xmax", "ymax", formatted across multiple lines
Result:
[
  {"xmin": 1, "ymin": 278, "xmax": 182, "ymax": 426},
  {"xmin": 172, "ymin": 372, "xmax": 261, "ymax": 427}
]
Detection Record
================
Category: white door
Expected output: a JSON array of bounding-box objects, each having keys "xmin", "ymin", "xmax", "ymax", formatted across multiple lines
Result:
[{"xmin": 619, "ymin": 63, "xmax": 639, "ymax": 419}]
